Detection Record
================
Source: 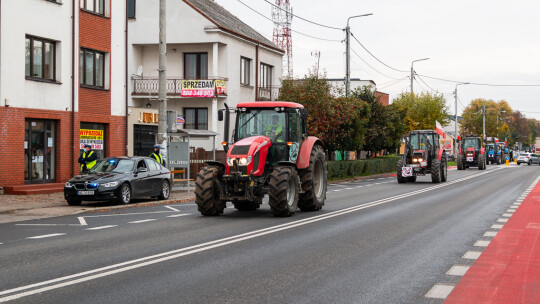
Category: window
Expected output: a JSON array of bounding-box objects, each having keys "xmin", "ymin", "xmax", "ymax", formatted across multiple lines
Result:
[
  {"xmin": 127, "ymin": 0, "xmax": 136, "ymax": 18},
  {"xmin": 80, "ymin": 48, "xmax": 105, "ymax": 88},
  {"xmin": 184, "ymin": 108, "xmax": 208, "ymax": 130},
  {"xmin": 184, "ymin": 53, "xmax": 208, "ymax": 79},
  {"xmin": 260, "ymin": 63, "xmax": 273, "ymax": 88},
  {"xmin": 240, "ymin": 57, "xmax": 251, "ymax": 85},
  {"xmin": 81, "ymin": 0, "xmax": 105, "ymax": 15},
  {"xmin": 145, "ymin": 159, "xmax": 160, "ymax": 171},
  {"xmin": 25, "ymin": 36, "xmax": 56, "ymax": 81}
]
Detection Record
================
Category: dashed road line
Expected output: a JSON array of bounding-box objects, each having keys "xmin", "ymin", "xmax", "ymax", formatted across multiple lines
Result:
[
  {"xmin": 129, "ymin": 219, "xmax": 156, "ymax": 224},
  {"xmin": 425, "ymin": 284, "xmax": 455, "ymax": 299},
  {"xmin": 78, "ymin": 217, "xmax": 87, "ymax": 226},
  {"xmin": 483, "ymin": 231, "xmax": 497, "ymax": 237},
  {"xmin": 446, "ymin": 265, "xmax": 470, "ymax": 276},
  {"xmin": 491, "ymin": 224, "xmax": 504, "ymax": 229},
  {"xmin": 502, "ymin": 213, "xmax": 513, "ymax": 217},
  {"xmin": 167, "ymin": 214, "xmax": 190, "ymax": 218},
  {"xmin": 462, "ymin": 251, "xmax": 482, "ymax": 260},
  {"xmin": 86, "ymin": 225, "xmax": 117, "ymax": 231},
  {"xmin": 497, "ymin": 218, "xmax": 509, "ymax": 223},
  {"xmin": 26, "ymin": 233, "xmax": 66, "ymax": 240},
  {"xmin": 474, "ymin": 240, "xmax": 491, "ymax": 247},
  {"xmin": 164, "ymin": 206, "xmax": 180, "ymax": 212}
]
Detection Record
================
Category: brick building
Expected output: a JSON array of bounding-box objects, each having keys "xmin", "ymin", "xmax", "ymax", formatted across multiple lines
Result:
[{"xmin": 0, "ymin": 0, "xmax": 127, "ymax": 193}]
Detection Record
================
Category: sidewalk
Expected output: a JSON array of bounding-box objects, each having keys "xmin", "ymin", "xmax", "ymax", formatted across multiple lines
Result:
[
  {"xmin": 445, "ymin": 174, "xmax": 540, "ymax": 303},
  {"xmin": 0, "ymin": 191, "xmax": 195, "ymax": 224}
]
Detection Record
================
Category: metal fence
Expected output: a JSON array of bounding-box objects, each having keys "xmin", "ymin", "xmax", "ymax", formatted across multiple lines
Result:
[{"xmin": 258, "ymin": 86, "xmax": 281, "ymax": 101}]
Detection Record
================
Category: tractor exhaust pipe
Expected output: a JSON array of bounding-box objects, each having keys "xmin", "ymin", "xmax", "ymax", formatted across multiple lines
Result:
[{"xmin": 223, "ymin": 103, "xmax": 230, "ymax": 152}]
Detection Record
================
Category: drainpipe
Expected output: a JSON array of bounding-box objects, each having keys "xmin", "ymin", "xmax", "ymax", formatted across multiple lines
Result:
[
  {"xmin": 125, "ymin": 0, "xmax": 129, "ymax": 155},
  {"xmin": 255, "ymin": 44, "xmax": 259, "ymax": 100},
  {"xmin": 71, "ymin": 0, "xmax": 76, "ymax": 176}
]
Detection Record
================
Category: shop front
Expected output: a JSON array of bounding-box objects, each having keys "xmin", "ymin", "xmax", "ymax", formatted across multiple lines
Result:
[
  {"xmin": 24, "ymin": 119, "xmax": 56, "ymax": 184},
  {"xmin": 128, "ymin": 108, "xmax": 159, "ymax": 157}
]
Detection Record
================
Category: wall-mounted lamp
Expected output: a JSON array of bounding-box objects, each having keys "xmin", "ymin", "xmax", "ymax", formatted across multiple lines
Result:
[{"xmin": 146, "ymin": 102, "xmax": 152, "ymax": 109}]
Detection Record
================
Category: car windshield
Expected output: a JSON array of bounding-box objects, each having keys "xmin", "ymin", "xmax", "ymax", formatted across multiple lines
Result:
[
  {"xmin": 409, "ymin": 134, "xmax": 431, "ymax": 150},
  {"xmin": 89, "ymin": 159, "xmax": 135, "ymax": 173},
  {"xmin": 237, "ymin": 109, "xmax": 286, "ymax": 143},
  {"xmin": 463, "ymin": 138, "xmax": 480, "ymax": 149}
]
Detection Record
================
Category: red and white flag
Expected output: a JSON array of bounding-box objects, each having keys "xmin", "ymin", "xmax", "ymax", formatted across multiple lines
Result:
[{"xmin": 436, "ymin": 120, "xmax": 446, "ymax": 139}]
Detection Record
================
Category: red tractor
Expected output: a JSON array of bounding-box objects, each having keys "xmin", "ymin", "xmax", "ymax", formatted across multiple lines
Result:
[
  {"xmin": 397, "ymin": 130, "xmax": 448, "ymax": 183},
  {"xmin": 456, "ymin": 135, "xmax": 486, "ymax": 170},
  {"xmin": 195, "ymin": 102, "xmax": 327, "ymax": 217}
]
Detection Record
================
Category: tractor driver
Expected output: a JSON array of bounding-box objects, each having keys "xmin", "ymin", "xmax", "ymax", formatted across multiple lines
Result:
[{"xmin": 266, "ymin": 115, "xmax": 284, "ymax": 142}]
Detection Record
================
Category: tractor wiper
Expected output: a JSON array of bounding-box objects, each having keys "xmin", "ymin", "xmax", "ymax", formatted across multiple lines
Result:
[{"xmin": 238, "ymin": 110, "xmax": 261, "ymax": 134}]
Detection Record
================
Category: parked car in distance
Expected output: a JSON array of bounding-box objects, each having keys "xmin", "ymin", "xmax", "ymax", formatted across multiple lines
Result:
[
  {"xmin": 516, "ymin": 153, "xmax": 540, "ymax": 166},
  {"xmin": 64, "ymin": 157, "xmax": 172, "ymax": 206}
]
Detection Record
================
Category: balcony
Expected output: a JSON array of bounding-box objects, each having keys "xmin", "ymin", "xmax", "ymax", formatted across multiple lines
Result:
[
  {"xmin": 258, "ymin": 86, "xmax": 281, "ymax": 101},
  {"xmin": 132, "ymin": 77, "xmax": 228, "ymax": 98}
]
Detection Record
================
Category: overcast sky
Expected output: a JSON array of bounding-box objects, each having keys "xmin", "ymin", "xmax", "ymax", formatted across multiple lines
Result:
[{"xmin": 215, "ymin": 0, "xmax": 540, "ymax": 120}]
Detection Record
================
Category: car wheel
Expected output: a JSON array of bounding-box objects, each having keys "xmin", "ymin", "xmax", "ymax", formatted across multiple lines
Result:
[
  {"xmin": 528, "ymin": 160, "xmax": 532, "ymax": 166},
  {"xmin": 158, "ymin": 180, "xmax": 170, "ymax": 200},
  {"xmin": 119, "ymin": 184, "xmax": 132, "ymax": 204}
]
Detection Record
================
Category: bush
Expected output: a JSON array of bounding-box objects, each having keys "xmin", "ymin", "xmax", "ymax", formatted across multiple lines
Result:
[{"xmin": 327, "ymin": 157, "xmax": 399, "ymax": 179}]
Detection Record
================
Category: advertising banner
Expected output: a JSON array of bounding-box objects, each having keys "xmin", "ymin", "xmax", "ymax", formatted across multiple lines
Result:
[
  {"xmin": 215, "ymin": 80, "xmax": 227, "ymax": 95},
  {"xmin": 181, "ymin": 80, "xmax": 215, "ymax": 97},
  {"xmin": 80, "ymin": 129, "xmax": 104, "ymax": 150}
]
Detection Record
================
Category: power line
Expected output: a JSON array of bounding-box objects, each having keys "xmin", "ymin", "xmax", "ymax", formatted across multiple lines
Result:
[
  {"xmin": 415, "ymin": 73, "xmax": 436, "ymax": 92},
  {"xmin": 414, "ymin": 78, "xmax": 429, "ymax": 92},
  {"xmin": 417, "ymin": 74, "xmax": 540, "ymax": 87},
  {"xmin": 350, "ymin": 32, "xmax": 409, "ymax": 73},
  {"xmin": 379, "ymin": 77, "xmax": 409, "ymax": 90},
  {"xmin": 350, "ymin": 48, "xmax": 402, "ymax": 80},
  {"xmin": 237, "ymin": 0, "xmax": 341, "ymax": 42},
  {"xmin": 263, "ymin": 0, "xmax": 343, "ymax": 30}
]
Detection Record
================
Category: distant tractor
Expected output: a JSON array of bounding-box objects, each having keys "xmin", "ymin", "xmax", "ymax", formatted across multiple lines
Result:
[
  {"xmin": 397, "ymin": 130, "xmax": 448, "ymax": 183},
  {"xmin": 485, "ymin": 143, "xmax": 501, "ymax": 165},
  {"xmin": 195, "ymin": 102, "xmax": 327, "ymax": 217},
  {"xmin": 456, "ymin": 135, "xmax": 486, "ymax": 170}
]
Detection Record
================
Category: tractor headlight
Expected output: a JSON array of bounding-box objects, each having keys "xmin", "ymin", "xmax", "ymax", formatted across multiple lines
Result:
[
  {"xmin": 239, "ymin": 156, "xmax": 252, "ymax": 165},
  {"xmin": 417, "ymin": 158, "xmax": 423, "ymax": 163},
  {"xmin": 227, "ymin": 157, "xmax": 235, "ymax": 166}
]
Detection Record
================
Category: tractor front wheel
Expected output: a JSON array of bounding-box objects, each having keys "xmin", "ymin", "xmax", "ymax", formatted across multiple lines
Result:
[
  {"xmin": 269, "ymin": 167, "xmax": 299, "ymax": 217},
  {"xmin": 396, "ymin": 159, "xmax": 407, "ymax": 183},
  {"xmin": 441, "ymin": 157, "xmax": 448, "ymax": 182},
  {"xmin": 457, "ymin": 154, "xmax": 464, "ymax": 170},
  {"xmin": 195, "ymin": 167, "xmax": 226, "ymax": 216},
  {"xmin": 478, "ymin": 154, "xmax": 486, "ymax": 170},
  {"xmin": 298, "ymin": 145, "xmax": 327, "ymax": 212},
  {"xmin": 431, "ymin": 159, "xmax": 442, "ymax": 183}
]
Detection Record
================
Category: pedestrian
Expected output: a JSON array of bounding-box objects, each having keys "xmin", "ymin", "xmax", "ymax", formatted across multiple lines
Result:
[
  {"xmin": 78, "ymin": 144, "xmax": 97, "ymax": 173},
  {"xmin": 150, "ymin": 144, "xmax": 165, "ymax": 166}
]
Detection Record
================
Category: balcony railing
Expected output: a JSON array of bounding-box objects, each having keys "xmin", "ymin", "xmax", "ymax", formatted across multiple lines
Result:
[
  {"xmin": 132, "ymin": 77, "xmax": 228, "ymax": 97},
  {"xmin": 258, "ymin": 86, "xmax": 281, "ymax": 101}
]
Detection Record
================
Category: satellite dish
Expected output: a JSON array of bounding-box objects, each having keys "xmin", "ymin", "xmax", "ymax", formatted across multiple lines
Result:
[{"xmin": 136, "ymin": 65, "xmax": 143, "ymax": 77}]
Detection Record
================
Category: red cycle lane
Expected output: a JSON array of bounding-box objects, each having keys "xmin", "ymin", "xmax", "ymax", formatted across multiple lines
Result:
[{"xmin": 445, "ymin": 176, "xmax": 540, "ymax": 303}]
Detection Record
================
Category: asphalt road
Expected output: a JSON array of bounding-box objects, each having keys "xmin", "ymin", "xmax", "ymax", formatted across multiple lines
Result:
[{"xmin": 0, "ymin": 164, "xmax": 538, "ymax": 303}]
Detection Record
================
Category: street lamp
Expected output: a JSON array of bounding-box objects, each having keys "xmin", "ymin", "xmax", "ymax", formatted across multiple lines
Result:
[
  {"xmin": 454, "ymin": 82, "xmax": 469, "ymax": 156},
  {"xmin": 345, "ymin": 13, "xmax": 373, "ymax": 97},
  {"xmin": 410, "ymin": 58, "xmax": 430, "ymax": 94}
]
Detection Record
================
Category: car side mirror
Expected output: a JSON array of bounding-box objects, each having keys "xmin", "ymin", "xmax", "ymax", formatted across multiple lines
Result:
[
  {"xmin": 218, "ymin": 109, "xmax": 224, "ymax": 121},
  {"xmin": 137, "ymin": 167, "xmax": 148, "ymax": 173}
]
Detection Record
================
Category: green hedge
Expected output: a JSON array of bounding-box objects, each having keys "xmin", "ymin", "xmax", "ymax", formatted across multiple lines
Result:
[{"xmin": 327, "ymin": 157, "xmax": 399, "ymax": 179}]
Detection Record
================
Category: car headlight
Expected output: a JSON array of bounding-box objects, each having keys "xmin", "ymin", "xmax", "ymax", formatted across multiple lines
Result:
[
  {"xmin": 101, "ymin": 182, "xmax": 118, "ymax": 188},
  {"xmin": 65, "ymin": 182, "xmax": 74, "ymax": 188},
  {"xmin": 239, "ymin": 156, "xmax": 252, "ymax": 165},
  {"xmin": 227, "ymin": 157, "xmax": 235, "ymax": 166}
]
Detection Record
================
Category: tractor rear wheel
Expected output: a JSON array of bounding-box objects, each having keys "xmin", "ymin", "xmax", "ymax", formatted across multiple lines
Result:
[
  {"xmin": 396, "ymin": 159, "xmax": 407, "ymax": 183},
  {"xmin": 441, "ymin": 157, "xmax": 448, "ymax": 182},
  {"xmin": 478, "ymin": 154, "xmax": 486, "ymax": 170},
  {"xmin": 298, "ymin": 145, "xmax": 327, "ymax": 212},
  {"xmin": 457, "ymin": 154, "xmax": 464, "ymax": 170},
  {"xmin": 233, "ymin": 198, "xmax": 262, "ymax": 211},
  {"xmin": 431, "ymin": 159, "xmax": 442, "ymax": 183},
  {"xmin": 269, "ymin": 167, "xmax": 299, "ymax": 217},
  {"xmin": 195, "ymin": 167, "xmax": 226, "ymax": 216}
]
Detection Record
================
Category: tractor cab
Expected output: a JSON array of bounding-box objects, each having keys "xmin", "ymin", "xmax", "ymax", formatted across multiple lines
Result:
[{"xmin": 456, "ymin": 135, "xmax": 486, "ymax": 170}]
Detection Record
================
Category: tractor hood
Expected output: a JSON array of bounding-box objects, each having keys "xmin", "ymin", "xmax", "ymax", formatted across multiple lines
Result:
[
  {"xmin": 228, "ymin": 136, "xmax": 271, "ymax": 157},
  {"xmin": 226, "ymin": 136, "xmax": 272, "ymax": 176}
]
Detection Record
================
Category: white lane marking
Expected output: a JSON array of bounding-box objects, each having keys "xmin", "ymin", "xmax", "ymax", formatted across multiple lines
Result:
[
  {"xmin": 167, "ymin": 214, "xmax": 190, "ymax": 218},
  {"xmin": 483, "ymin": 231, "xmax": 498, "ymax": 237},
  {"xmin": 86, "ymin": 225, "xmax": 117, "ymax": 231},
  {"xmin": 474, "ymin": 240, "xmax": 491, "ymax": 247},
  {"xmin": 0, "ymin": 243, "xmax": 3, "ymax": 245},
  {"xmin": 356, "ymin": 186, "xmax": 364, "ymax": 188},
  {"xmin": 26, "ymin": 233, "xmax": 66, "ymax": 240},
  {"xmin": 164, "ymin": 206, "xmax": 180, "ymax": 212},
  {"xmin": 462, "ymin": 251, "xmax": 482, "ymax": 260},
  {"xmin": 365, "ymin": 184, "xmax": 373, "ymax": 187},
  {"xmin": 16, "ymin": 224, "xmax": 81, "ymax": 227},
  {"xmin": 78, "ymin": 217, "xmax": 87, "ymax": 226},
  {"xmin": 128, "ymin": 219, "xmax": 156, "ymax": 224},
  {"xmin": 509, "ymin": 206, "xmax": 518, "ymax": 209},
  {"xmin": 0, "ymin": 168, "xmax": 502, "ymax": 302},
  {"xmin": 332, "ymin": 190, "xmax": 341, "ymax": 192},
  {"xmin": 344, "ymin": 188, "xmax": 353, "ymax": 190},
  {"xmin": 506, "ymin": 209, "xmax": 515, "ymax": 213},
  {"xmin": 377, "ymin": 178, "xmax": 386, "ymax": 180},
  {"xmin": 84, "ymin": 211, "xmax": 176, "ymax": 218},
  {"xmin": 446, "ymin": 265, "xmax": 470, "ymax": 276},
  {"xmin": 502, "ymin": 213, "xmax": 513, "ymax": 217},
  {"xmin": 425, "ymin": 284, "xmax": 455, "ymax": 299},
  {"xmin": 497, "ymin": 218, "xmax": 509, "ymax": 223},
  {"xmin": 491, "ymin": 224, "xmax": 504, "ymax": 229}
]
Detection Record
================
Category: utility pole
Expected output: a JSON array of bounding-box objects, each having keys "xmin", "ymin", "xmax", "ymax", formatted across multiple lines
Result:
[
  {"xmin": 157, "ymin": 0, "xmax": 168, "ymax": 158},
  {"xmin": 454, "ymin": 82, "xmax": 469, "ymax": 156},
  {"xmin": 410, "ymin": 58, "xmax": 430, "ymax": 94},
  {"xmin": 345, "ymin": 14, "xmax": 372, "ymax": 97},
  {"xmin": 483, "ymin": 104, "xmax": 486, "ymax": 140}
]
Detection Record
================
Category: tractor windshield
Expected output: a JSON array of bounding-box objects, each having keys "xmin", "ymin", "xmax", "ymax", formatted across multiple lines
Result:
[
  {"xmin": 463, "ymin": 138, "xmax": 480, "ymax": 149},
  {"xmin": 486, "ymin": 145, "xmax": 495, "ymax": 151},
  {"xmin": 409, "ymin": 134, "xmax": 432, "ymax": 150},
  {"xmin": 237, "ymin": 109, "xmax": 286, "ymax": 143}
]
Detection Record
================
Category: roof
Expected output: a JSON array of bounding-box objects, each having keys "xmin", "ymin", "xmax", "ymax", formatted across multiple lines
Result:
[
  {"xmin": 237, "ymin": 101, "xmax": 304, "ymax": 109},
  {"xmin": 183, "ymin": 0, "xmax": 282, "ymax": 52},
  {"xmin": 174, "ymin": 129, "xmax": 219, "ymax": 138}
]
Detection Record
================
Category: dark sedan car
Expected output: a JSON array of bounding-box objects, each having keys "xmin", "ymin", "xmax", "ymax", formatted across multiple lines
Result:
[{"xmin": 64, "ymin": 157, "xmax": 172, "ymax": 206}]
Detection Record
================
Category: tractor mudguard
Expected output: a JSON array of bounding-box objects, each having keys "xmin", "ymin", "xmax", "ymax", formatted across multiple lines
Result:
[
  {"xmin": 205, "ymin": 161, "xmax": 226, "ymax": 172},
  {"xmin": 297, "ymin": 137, "xmax": 324, "ymax": 169},
  {"xmin": 480, "ymin": 147, "xmax": 485, "ymax": 155},
  {"xmin": 436, "ymin": 149, "xmax": 445, "ymax": 160}
]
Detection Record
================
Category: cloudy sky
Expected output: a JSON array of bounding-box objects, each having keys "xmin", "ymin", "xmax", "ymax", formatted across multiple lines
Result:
[{"xmin": 215, "ymin": 0, "xmax": 540, "ymax": 120}]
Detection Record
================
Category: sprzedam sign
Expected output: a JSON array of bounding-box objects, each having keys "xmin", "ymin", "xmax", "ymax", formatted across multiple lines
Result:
[
  {"xmin": 80, "ymin": 129, "xmax": 104, "ymax": 150},
  {"xmin": 181, "ymin": 80, "xmax": 215, "ymax": 97}
]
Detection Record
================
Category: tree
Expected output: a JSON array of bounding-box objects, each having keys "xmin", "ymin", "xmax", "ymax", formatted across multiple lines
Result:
[
  {"xmin": 460, "ymin": 99, "xmax": 512, "ymax": 138},
  {"xmin": 351, "ymin": 86, "xmax": 405, "ymax": 153},
  {"xmin": 392, "ymin": 92, "xmax": 450, "ymax": 131}
]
